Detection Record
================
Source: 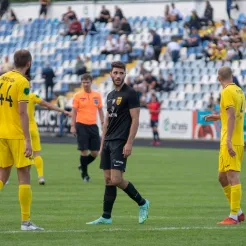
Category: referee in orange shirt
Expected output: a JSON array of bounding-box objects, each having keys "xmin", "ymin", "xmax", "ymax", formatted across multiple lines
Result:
[{"xmin": 71, "ymin": 74, "xmax": 104, "ymax": 182}]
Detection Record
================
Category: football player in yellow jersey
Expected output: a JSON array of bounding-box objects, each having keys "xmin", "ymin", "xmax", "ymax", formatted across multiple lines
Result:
[
  {"xmin": 205, "ymin": 67, "xmax": 245, "ymax": 225},
  {"xmin": 28, "ymin": 92, "xmax": 71, "ymax": 185},
  {"xmin": 0, "ymin": 50, "xmax": 43, "ymax": 231}
]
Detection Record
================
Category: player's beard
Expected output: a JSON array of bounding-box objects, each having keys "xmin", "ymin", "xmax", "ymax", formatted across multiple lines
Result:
[
  {"xmin": 25, "ymin": 66, "xmax": 31, "ymax": 81},
  {"xmin": 112, "ymin": 77, "xmax": 125, "ymax": 88}
]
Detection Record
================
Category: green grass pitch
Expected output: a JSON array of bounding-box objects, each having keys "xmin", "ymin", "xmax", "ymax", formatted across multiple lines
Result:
[{"xmin": 1, "ymin": 144, "xmax": 246, "ymax": 245}]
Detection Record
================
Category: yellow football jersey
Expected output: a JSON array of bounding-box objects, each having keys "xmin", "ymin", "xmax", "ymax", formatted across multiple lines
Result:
[
  {"xmin": 28, "ymin": 93, "xmax": 42, "ymax": 124},
  {"xmin": 0, "ymin": 70, "xmax": 30, "ymax": 139},
  {"xmin": 220, "ymin": 83, "xmax": 245, "ymax": 146}
]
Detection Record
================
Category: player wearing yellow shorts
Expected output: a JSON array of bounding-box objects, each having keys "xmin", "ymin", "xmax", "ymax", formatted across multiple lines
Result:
[
  {"xmin": 28, "ymin": 93, "xmax": 71, "ymax": 185},
  {"xmin": 0, "ymin": 50, "xmax": 43, "ymax": 231},
  {"xmin": 205, "ymin": 66, "xmax": 245, "ymax": 225}
]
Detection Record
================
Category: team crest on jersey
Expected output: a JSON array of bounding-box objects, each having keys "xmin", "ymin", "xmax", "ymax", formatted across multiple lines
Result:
[
  {"xmin": 116, "ymin": 97, "xmax": 122, "ymax": 105},
  {"xmin": 93, "ymin": 97, "xmax": 99, "ymax": 105}
]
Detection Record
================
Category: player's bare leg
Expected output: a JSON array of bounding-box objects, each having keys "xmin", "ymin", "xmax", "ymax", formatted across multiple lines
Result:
[
  {"xmin": 0, "ymin": 166, "xmax": 12, "ymax": 190},
  {"xmin": 33, "ymin": 151, "xmax": 45, "ymax": 185},
  {"xmin": 17, "ymin": 166, "xmax": 44, "ymax": 231},
  {"xmin": 218, "ymin": 171, "xmax": 244, "ymax": 224}
]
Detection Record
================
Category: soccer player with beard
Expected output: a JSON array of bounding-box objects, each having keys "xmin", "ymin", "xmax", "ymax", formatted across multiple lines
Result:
[{"xmin": 87, "ymin": 61, "xmax": 149, "ymax": 225}]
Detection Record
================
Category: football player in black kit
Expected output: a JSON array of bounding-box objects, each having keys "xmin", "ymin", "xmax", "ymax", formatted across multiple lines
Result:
[{"xmin": 87, "ymin": 61, "xmax": 150, "ymax": 225}]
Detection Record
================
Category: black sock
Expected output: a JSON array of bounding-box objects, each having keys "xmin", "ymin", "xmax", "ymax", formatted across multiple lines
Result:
[
  {"xmin": 80, "ymin": 156, "xmax": 88, "ymax": 176},
  {"xmin": 123, "ymin": 182, "xmax": 145, "ymax": 206},
  {"xmin": 155, "ymin": 131, "xmax": 160, "ymax": 141},
  {"xmin": 87, "ymin": 154, "xmax": 96, "ymax": 165},
  {"xmin": 153, "ymin": 131, "xmax": 156, "ymax": 141},
  {"xmin": 102, "ymin": 186, "xmax": 117, "ymax": 219}
]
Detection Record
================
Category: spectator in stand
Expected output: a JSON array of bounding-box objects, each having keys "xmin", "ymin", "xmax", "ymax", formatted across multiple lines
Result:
[
  {"xmin": 226, "ymin": 0, "xmax": 239, "ymax": 19},
  {"xmin": 138, "ymin": 63, "xmax": 148, "ymax": 76},
  {"xmin": 0, "ymin": 0, "xmax": 9, "ymax": 19},
  {"xmin": 8, "ymin": 9, "xmax": 18, "ymax": 23},
  {"xmin": 230, "ymin": 42, "xmax": 242, "ymax": 60},
  {"xmin": 42, "ymin": 64, "xmax": 55, "ymax": 101},
  {"xmin": 167, "ymin": 37, "xmax": 180, "ymax": 62},
  {"xmin": 201, "ymin": 20, "xmax": 215, "ymax": 41},
  {"xmin": 96, "ymin": 5, "xmax": 110, "ymax": 23},
  {"xmin": 119, "ymin": 17, "xmax": 132, "ymax": 35},
  {"xmin": 202, "ymin": 1, "xmax": 213, "ymax": 24},
  {"xmin": 229, "ymin": 26, "xmax": 242, "ymax": 45},
  {"xmin": 169, "ymin": 3, "xmax": 183, "ymax": 21},
  {"xmin": 75, "ymin": 56, "xmax": 86, "ymax": 76},
  {"xmin": 182, "ymin": 27, "xmax": 201, "ymax": 47},
  {"xmin": 187, "ymin": 10, "xmax": 201, "ymax": 30},
  {"xmin": 142, "ymin": 43, "xmax": 154, "ymax": 61},
  {"xmin": 215, "ymin": 20, "xmax": 229, "ymax": 36},
  {"xmin": 215, "ymin": 44, "xmax": 227, "ymax": 60},
  {"xmin": 233, "ymin": 74, "xmax": 241, "ymax": 88},
  {"xmin": 39, "ymin": 0, "xmax": 50, "ymax": 19},
  {"xmin": 144, "ymin": 72, "xmax": 157, "ymax": 86},
  {"xmin": 164, "ymin": 5, "xmax": 170, "ymax": 22},
  {"xmin": 85, "ymin": 56, "xmax": 92, "ymax": 73},
  {"xmin": 118, "ymin": 35, "xmax": 132, "ymax": 54},
  {"xmin": 110, "ymin": 16, "xmax": 121, "ymax": 34},
  {"xmin": 240, "ymin": 26, "xmax": 246, "ymax": 48},
  {"xmin": 207, "ymin": 93, "xmax": 214, "ymax": 110},
  {"xmin": 101, "ymin": 34, "xmax": 118, "ymax": 55},
  {"xmin": 62, "ymin": 6, "xmax": 77, "ymax": 21},
  {"xmin": 163, "ymin": 74, "xmax": 175, "ymax": 92},
  {"xmin": 68, "ymin": 18, "xmax": 82, "ymax": 37},
  {"xmin": 114, "ymin": 5, "xmax": 124, "ymax": 20},
  {"xmin": 84, "ymin": 18, "xmax": 97, "ymax": 35},
  {"xmin": 1, "ymin": 56, "xmax": 13, "ymax": 74},
  {"xmin": 149, "ymin": 29, "xmax": 162, "ymax": 61}
]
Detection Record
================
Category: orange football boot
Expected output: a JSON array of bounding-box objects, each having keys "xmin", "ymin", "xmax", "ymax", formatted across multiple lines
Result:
[{"xmin": 217, "ymin": 217, "xmax": 238, "ymax": 225}]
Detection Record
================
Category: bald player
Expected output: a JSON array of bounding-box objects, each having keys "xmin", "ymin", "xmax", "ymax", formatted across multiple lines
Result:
[
  {"xmin": 205, "ymin": 66, "xmax": 245, "ymax": 225},
  {"xmin": 71, "ymin": 73, "xmax": 104, "ymax": 182}
]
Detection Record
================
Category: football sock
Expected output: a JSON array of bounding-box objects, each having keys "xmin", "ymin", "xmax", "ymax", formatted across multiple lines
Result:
[
  {"xmin": 80, "ymin": 156, "xmax": 88, "ymax": 176},
  {"xmin": 152, "ymin": 131, "xmax": 156, "ymax": 141},
  {"xmin": 102, "ymin": 185, "xmax": 117, "ymax": 219},
  {"xmin": 34, "ymin": 156, "xmax": 44, "ymax": 177},
  {"xmin": 19, "ymin": 184, "xmax": 32, "ymax": 222},
  {"xmin": 223, "ymin": 185, "xmax": 231, "ymax": 204},
  {"xmin": 155, "ymin": 131, "xmax": 160, "ymax": 141},
  {"xmin": 0, "ymin": 180, "xmax": 3, "ymax": 190},
  {"xmin": 123, "ymin": 182, "xmax": 146, "ymax": 206},
  {"xmin": 87, "ymin": 154, "xmax": 96, "ymax": 165},
  {"xmin": 230, "ymin": 184, "xmax": 241, "ymax": 218}
]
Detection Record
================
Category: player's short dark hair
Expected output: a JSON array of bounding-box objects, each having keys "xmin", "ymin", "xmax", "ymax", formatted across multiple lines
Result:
[
  {"xmin": 111, "ymin": 61, "xmax": 126, "ymax": 71},
  {"xmin": 14, "ymin": 49, "xmax": 32, "ymax": 68},
  {"xmin": 81, "ymin": 73, "xmax": 93, "ymax": 81},
  {"xmin": 218, "ymin": 66, "xmax": 233, "ymax": 81}
]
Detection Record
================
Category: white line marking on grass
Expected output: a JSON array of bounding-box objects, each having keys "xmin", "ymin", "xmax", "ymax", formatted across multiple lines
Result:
[{"xmin": 0, "ymin": 226, "xmax": 242, "ymax": 234}]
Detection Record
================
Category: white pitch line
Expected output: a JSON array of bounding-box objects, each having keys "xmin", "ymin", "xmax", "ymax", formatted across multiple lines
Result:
[{"xmin": 0, "ymin": 226, "xmax": 242, "ymax": 234}]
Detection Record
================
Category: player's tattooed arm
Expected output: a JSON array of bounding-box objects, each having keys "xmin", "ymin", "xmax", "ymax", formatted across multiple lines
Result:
[
  {"xmin": 98, "ymin": 107, "xmax": 105, "ymax": 126},
  {"xmin": 204, "ymin": 114, "xmax": 221, "ymax": 122},
  {"xmin": 99, "ymin": 112, "xmax": 109, "ymax": 156},
  {"xmin": 226, "ymin": 107, "xmax": 236, "ymax": 157}
]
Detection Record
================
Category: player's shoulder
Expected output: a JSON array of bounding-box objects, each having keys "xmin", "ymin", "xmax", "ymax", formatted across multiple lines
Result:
[{"xmin": 73, "ymin": 91, "xmax": 82, "ymax": 98}]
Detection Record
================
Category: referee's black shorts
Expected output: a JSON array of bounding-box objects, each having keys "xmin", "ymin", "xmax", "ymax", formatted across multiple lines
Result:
[{"xmin": 76, "ymin": 122, "xmax": 100, "ymax": 151}]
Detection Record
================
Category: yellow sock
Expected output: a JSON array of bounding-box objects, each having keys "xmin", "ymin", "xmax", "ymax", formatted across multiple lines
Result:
[
  {"xmin": 230, "ymin": 184, "xmax": 242, "ymax": 215},
  {"xmin": 223, "ymin": 185, "xmax": 231, "ymax": 204},
  {"xmin": 35, "ymin": 156, "xmax": 44, "ymax": 177},
  {"xmin": 19, "ymin": 184, "xmax": 32, "ymax": 222},
  {"xmin": 0, "ymin": 180, "xmax": 3, "ymax": 190}
]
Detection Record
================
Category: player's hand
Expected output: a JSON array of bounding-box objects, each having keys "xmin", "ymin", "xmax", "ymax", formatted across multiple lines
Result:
[
  {"xmin": 64, "ymin": 111, "xmax": 72, "ymax": 117},
  {"xmin": 24, "ymin": 139, "xmax": 32, "ymax": 158},
  {"xmin": 204, "ymin": 114, "xmax": 219, "ymax": 122},
  {"xmin": 70, "ymin": 126, "xmax": 76, "ymax": 136},
  {"xmin": 227, "ymin": 140, "xmax": 236, "ymax": 157},
  {"xmin": 123, "ymin": 143, "xmax": 132, "ymax": 158}
]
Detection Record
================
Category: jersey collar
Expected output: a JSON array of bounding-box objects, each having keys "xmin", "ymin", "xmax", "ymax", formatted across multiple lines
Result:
[{"xmin": 224, "ymin": 83, "xmax": 235, "ymax": 89}]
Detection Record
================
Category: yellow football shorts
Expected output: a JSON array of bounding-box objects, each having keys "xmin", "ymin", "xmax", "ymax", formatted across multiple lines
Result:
[
  {"xmin": 218, "ymin": 145, "xmax": 244, "ymax": 172},
  {"xmin": 30, "ymin": 125, "xmax": 41, "ymax": 152},
  {"xmin": 0, "ymin": 139, "xmax": 34, "ymax": 168}
]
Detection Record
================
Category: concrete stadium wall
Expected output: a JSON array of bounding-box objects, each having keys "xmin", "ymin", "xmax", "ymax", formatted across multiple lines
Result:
[{"xmin": 10, "ymin": 1, "xmax": 246, "ymax": 22}]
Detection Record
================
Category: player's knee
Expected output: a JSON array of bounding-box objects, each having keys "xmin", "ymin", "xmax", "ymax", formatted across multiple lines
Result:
[
  {"xmin": 111, "ymin": 176, "xmax": 122, "ymax": 186},
  {"xmin": 104, "ymin": 176, "xmax": 111, "ymax": 185},
  {"xmin": 218, "ymin": 173, "xmax": 228, "ymax": 186},
  {"xmin": 90, "ymin": 151, "xmax": 98, "ymax": 158}
]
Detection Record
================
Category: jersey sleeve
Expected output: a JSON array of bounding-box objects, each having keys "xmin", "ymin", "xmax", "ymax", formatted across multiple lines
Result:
[
  {"xmin": 128, "ymin": 89, "xmax": 140, "ymax": 109},
  {"xmin": 222, "ymin": 89, "xmax": 235, "ymax": 110},
  {"xmin": 17, "ymin": 79, "xmax": 30, "ymax": 102},
  {"xmin": 34, "ymin": 94, "xmax": 42, "ymax": 104},
  {"xmin": 72, "ymin": 94, "xmax": 79, "ymax": 109}
]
